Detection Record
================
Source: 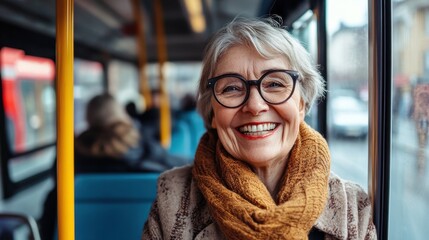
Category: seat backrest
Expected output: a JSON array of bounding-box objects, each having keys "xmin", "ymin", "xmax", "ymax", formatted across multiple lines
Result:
[
  {"xmin": 74, "ymin": 173, "xmax": 159, "ymax": 240},
  {"xmin": 168, "ymin": 119, "xmax": 193, "ymax": 158},
  {"xmin": 176, "ymin": 110, "xmax": 206, "ymax": 155}
]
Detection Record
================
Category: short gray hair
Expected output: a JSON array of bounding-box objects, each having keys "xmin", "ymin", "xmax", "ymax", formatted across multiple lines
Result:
[
  {"xmin": 86, "ymin": 93, "xmax": 130, "ymax": 128},
  {"xmin": 196, "ymin": 17, "xmax": 325, "ymax": 129}
]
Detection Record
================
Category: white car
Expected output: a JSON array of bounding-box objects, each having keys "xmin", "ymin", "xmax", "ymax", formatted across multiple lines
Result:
[{"xmin": 329, "ymin": 95, "xmax": 368, "ymax": 138}]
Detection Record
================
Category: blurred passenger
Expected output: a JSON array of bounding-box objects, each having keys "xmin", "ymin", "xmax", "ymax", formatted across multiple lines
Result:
[
  {"xmin": 75, "ymin": 93, "xmax": 190, "ymax": 172},
  {"xmin": 125, "ymin": 101, "xmax": 140, "ymax": 120},
  {"xmin": 125, "ymin": 95, "xmax": 146, "ymax": 122},
  {"xmin": 139, "ymin": 89, "xmax": 180, "ymax": 143},
  {"xmin": 139, "ymin": 89, "xmax": 162, "ymax": 139},
  {"xmin": 75, "ymin": 93, "xmax": 142, "ymax": 170},
  {"xmin": 180, "ymin": 93, "xmax": 197, "ymax": 111}
]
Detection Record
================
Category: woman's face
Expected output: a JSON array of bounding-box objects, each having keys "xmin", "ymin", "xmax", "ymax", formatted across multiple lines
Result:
[{"xmin": 211, "ymin": 45, "xmax": 305, "ymax": 168}]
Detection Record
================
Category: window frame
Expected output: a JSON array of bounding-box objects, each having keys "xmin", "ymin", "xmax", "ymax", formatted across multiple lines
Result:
[{"xmin": 368, "ymin": 0, "xmax": 392, "ymax": 238}]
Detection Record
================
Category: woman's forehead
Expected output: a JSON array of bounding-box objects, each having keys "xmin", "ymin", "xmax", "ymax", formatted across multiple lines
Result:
[{"xmin": 213, "ymin": 45, "xmax": 291, "ymax": 75}]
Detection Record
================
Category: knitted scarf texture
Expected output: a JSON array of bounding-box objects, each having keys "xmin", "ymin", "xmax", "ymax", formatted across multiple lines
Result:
[{"xmin": 192, "ymin": 122, "xmax": 331, "ymax": 240}]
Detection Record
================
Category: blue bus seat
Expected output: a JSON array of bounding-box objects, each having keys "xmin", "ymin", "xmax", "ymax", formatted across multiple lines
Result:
[
  {"xmin": 168, "ymin": 119, "xmax": 193, "ymax": 158},
  {"xmin": 74, "ymin": 173, "xmax": 159, "ymax": 240},
  {"xmin": 178, "ymin": 110, "xmax": 206, "ymax": 154}
]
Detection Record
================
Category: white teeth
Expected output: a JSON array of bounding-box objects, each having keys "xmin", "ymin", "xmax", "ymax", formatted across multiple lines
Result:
[{"xmin": 239, "ymin": 123, "xmax": 276, "ymax": 134}]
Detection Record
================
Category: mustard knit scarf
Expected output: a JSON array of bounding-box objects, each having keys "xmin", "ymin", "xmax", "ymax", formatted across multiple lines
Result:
[{"xmin": 192, "ymin": 122, "xmax": 331, "ymax": 240}]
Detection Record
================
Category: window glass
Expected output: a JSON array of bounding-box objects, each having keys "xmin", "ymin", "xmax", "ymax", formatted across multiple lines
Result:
[
  {"xmin": 291, "ymin": 10, "xmax": 319, "ymax": 130},
  {"xmin": 425, "ymin": 50, "xmax": 429, "ymax": 75},
  {"xmin": 425, "ymin": 8, "xmax": 429, "ymax": 36},
  {"xmin": 9, "ymin": 146, "xmax": 56, "ymax": 182},
  {"xmin": 109, "ymin": 61, "xmax": 202, "ymax": 111},
  {"xmin": 19, "ymin": 79, "xmax": 56, "ymax": 147},
  {"xmin": 146, "ymin": 62, "xmax": 202, "ymax": 110},
  {"xmin": 107, "ymin": 61, "xmax": 201, "ymax": 113},
  {"xmin": 391, "ymin": 1, "xmax": 429, "ymax": 238},
  {"xmin": 74, "ymin": 59, "xmax": 104, "ymax": 134},
  {"xmin": 326, "ymin": 0, "xmax": 369, "ymax": 189},
  {"xmin": 108, "ymin": 60, "xmax": 141, "ymax": 107}
]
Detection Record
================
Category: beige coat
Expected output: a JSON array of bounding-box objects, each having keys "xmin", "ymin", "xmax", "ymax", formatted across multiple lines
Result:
[{"xmin": 142, "ymin": 165, "xmax": 377, "ymax": 240}]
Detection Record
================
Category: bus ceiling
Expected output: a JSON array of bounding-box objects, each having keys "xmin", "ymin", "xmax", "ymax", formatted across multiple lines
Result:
[{"xmin": 0, "ymin": 0, "xmax": 306, "ymax": 63}]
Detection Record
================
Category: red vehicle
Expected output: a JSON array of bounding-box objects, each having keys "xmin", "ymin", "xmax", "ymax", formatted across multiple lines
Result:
[{"xmin": 1, "ymin": 47, "xmax": 55, "ymax": 152}]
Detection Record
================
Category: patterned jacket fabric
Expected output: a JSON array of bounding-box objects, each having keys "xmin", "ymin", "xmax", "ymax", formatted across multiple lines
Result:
[{"xmin": 142, "ymin": 165, "xmax": 377, "ymax": 240}]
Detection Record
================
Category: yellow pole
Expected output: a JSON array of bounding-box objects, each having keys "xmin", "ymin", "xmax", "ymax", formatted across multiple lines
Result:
[
  {"xmin": 154, "ymin": 0, "xmax": 171, "ymax": 148},
  {"xmin": 131, "ymin": 0, "xmax": 152, "ymax": 109},
  {"xmin": 56, "ymin": 0, "xmax": 74, "ymax": 239}
]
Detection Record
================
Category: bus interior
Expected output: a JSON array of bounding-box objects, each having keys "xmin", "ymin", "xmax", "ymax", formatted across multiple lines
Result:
[{"xmin": 1, "ymin": 0, "xmax": 429, "ymax": 239}]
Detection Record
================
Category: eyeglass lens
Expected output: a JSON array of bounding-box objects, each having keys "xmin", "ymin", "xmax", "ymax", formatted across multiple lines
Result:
[{"xmin": 213, "ymin": 71, "xmax": 295, "ymax": 108}]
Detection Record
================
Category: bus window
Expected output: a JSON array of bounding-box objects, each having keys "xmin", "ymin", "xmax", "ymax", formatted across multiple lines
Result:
[
  {"xmin": 108, "ymin": 60, "xmax": 139, "ymax": 106},
  {"xmin": 390, "ymin": 1, "xmax": 429, "ymax": 239},
  {"xmin": 326, "ymin": 0, "xmax": 369, "ymax": 189},
  {"xmin": 74, "ymin": 59, "xmax": 104, "ymax": 134},
  {"xmin": 108, "ymin": 61, "xmax": 202, "ymax": 112},
  {"xmin": 20, "ymin": 79, "xmax": 56, "ymax": 148},
  {"xmin": 291, "ymin": 10, "xmax": 319, "ymax": 130},
  {"xmin": 163, "ymin": 62, "xmax": 201, "ymax": 110},
  {"xmin": 146, "ymin": 62, "xmax": 202, "ymax": 110}
]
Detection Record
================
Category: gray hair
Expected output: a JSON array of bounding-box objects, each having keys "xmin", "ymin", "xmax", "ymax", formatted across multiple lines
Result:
[
  {"xmin": 196, "ymin": 17, "xmax": 325, "ymax": 129},
  {"xmin": 86, "ymin": 93, "xmax": 131, "ymax": 128}
]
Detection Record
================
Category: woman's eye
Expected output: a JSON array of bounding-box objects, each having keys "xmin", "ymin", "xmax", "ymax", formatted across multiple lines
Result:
[
  {"xmin": 266, "ymin": 81, "xmax": 284, "ymax": 88},
  {"xmin": 264, "ymin": 80, "xmax": 286, "ymax": 89},
  {"xmin": 222, "ymin": 85, "xmax": 242, "ymax": 93},
  {"xmin": 215, "ymin": 77, "xmax": 245, "ymax": 95}
]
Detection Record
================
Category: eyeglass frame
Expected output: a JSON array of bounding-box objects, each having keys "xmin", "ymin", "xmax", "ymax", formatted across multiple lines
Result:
[{"xmin": 207, "ymin": 69, "xmax": 300, "ymax": 108}]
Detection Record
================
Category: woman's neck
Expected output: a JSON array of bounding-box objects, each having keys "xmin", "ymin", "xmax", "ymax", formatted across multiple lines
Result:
[{"xmin": 251, "ymin": 156, "xmax": 288, "ymax": 200}]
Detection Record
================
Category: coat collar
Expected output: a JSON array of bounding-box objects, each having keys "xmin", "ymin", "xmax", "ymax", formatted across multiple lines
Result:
[{"xmin": 314, "ymin": 173, "xmax": 354, "ymax": 239}]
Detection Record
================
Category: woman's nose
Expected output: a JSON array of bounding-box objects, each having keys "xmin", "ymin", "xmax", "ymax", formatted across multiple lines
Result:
[{"xmin": 241, "ymin": 87, "xmax": 269, "ymax": 115}]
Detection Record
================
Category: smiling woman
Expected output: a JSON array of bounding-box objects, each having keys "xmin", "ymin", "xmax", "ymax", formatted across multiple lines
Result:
[{"xmin": 142, "ymin": 17, "xmax": 377, "ymax": 240}]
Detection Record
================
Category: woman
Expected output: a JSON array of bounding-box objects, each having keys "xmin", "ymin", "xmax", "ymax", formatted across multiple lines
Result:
[
  {"xmin": 142, "ymin": 17, "xmax": 377, "ymax": 240},
  {"xmin": 74, "ymin": 93, "xmax": 191, "ymax": 172},
  {"xmin": 75, "ymin": 93, "xmax": 142, "ymax": 164}
]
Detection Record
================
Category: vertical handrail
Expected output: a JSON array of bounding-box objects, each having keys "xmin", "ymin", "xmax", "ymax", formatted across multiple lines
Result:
[
  {"xmin": 56, "ymin": 0, "xmax": 75, "ymax": 239},
  {"xmin": 154, "ymin": 0, "xmax": 171, "ymax": 148},
  {"xmin": 368, "ymin": 0, "xmax": 391, "ymax": 239},
  {"xmin": 132, "ymin": 0, "xmax": 152, "ymax": 109}
]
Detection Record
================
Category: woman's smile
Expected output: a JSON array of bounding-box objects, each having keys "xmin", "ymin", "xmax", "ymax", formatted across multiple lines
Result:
[{"xmin": 236, "ymin": 122, "xmax": 279, "ymax": 139}]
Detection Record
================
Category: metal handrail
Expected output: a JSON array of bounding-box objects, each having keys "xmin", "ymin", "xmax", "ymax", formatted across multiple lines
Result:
[
  {"xmin": 56, "ymin": 0, "xmax": 75, "ymax": 239},
  {"xmin": 132, "ymin": 0, "xmax": 152, "ymax": 109},
  {"xmin": 154, "ymin": 0, "xmax": 172, "ymax": 148}
]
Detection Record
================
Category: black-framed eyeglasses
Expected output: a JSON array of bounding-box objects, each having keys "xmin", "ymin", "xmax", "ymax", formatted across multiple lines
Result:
[{"xmin": 207, "ymin": 69, "xmax": 300, "ymax": 108}]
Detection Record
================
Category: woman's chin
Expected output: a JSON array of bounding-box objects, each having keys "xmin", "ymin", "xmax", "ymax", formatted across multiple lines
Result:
[{"xmin": 240, "ymin": 148, "xmax": 287, "ymax": 167}]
